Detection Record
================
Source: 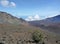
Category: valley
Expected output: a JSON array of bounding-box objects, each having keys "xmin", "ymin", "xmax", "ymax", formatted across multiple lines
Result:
[{"xmin": 0, "ymin": 11, "xmax": 60, "ymax": 44}]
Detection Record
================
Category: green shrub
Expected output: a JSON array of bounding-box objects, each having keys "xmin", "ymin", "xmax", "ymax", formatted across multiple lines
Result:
[{"xmin": 32, "ymin": 30, "xmax": 43, "ymax": 43}]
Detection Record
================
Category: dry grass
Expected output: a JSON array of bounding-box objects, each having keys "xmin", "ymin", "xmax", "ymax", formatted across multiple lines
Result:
[{"xmin": 0, "ymin": 24, "xmax": 60, "ymax": 44}]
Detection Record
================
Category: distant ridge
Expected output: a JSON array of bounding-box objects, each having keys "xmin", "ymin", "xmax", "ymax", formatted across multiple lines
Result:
[
  {"xmin": 29, "ymin": 15, "xmax": 60, "ymax": 25},
  {"xmin": 29, "ymin": 15, "xmax": 60, "ymax": 34}
]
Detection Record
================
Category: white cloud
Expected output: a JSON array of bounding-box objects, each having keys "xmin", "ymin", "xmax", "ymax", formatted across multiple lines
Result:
[
  {"xmin": 34, "ymin": 14, "xmax": 40, "ymax": 20},
  {"xmin": 10, "ymin": 2, "xmax": 16, "ymax": 7},
  {"xmin": 25, "ymin": 16, "xmax": 34, "ymax": 21},
  {"xmin": 0, "ymin": 0, "xmax": 9, "ymax": 7},
  {"xmin": 25, "ymin": 15, "xmax": 40, "ymax": 21},
  {"xmin": 0, "ymin": 0, "xmax": 16, "ymax": 7}
]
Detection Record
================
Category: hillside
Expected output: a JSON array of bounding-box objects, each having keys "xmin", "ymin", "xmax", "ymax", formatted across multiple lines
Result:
[
  {"xmin": 0, "ymin": 11, "xmax": 27, "ymax": 25},
  {"xmin": 0, "ymin": 24, "xmax": 60, "ymax": 44},
  {"xmin": 0, "ymin": 12, "xmax": 60, "ymax": 44},
  {"xmin": 29, "ymin": 15, "xmax": 60, "ymax": 34}
]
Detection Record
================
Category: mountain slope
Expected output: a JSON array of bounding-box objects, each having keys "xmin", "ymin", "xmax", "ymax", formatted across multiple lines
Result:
[
  {"xmin": 29, "ymin": 15, "xmax": 60, "ymax": 25},
  {"xmin": 0, "ymin": 11, "xmax": 27, "ymax": 25},
  {"xmin": 0, "ymin": 11, "xmax": 60, "ymax": 44},
  {"xmin": 0, "ymin": 23, "xmax": 60, "ymax": 44},
  {"xmin": 29, "ymin": 15, "xmax": 60, "ymax": 34}
]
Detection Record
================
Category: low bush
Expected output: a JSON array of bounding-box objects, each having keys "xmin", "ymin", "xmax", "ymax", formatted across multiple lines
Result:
[{"xmin": 32, "ymin": 30, "xmax": 43, "ymax": 43}]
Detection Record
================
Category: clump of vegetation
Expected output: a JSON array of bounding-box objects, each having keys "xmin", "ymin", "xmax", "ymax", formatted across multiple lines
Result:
[{"xmin": 32, "ymin": 30, "xmax": 43, "ymax": 43}]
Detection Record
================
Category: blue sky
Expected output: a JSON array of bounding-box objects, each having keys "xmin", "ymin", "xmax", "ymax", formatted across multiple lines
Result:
[{"xmin": 0, "ymin": 0, "xmax": 60, "ymax": 21}]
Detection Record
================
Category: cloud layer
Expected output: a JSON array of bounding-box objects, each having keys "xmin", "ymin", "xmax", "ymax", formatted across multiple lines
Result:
[
  {"xmin": 25, "ymin": 15, "xmax": 40, "ymax": 21},
  {"xmin": 0, "ymin": 0, "xmax": 16, "ymax": 7}
]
